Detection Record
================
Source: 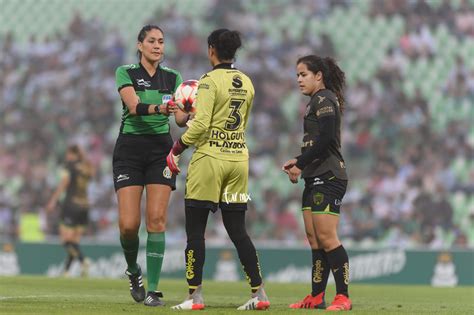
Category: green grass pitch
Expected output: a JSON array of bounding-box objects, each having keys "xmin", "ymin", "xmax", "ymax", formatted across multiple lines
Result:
[{"xmin": 0, "ymin": 276, "xmax": 473, "ymax": 314}]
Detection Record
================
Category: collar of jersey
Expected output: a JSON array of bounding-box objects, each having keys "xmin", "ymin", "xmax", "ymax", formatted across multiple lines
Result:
[
  {"xmin": 139, "ymin": 62, "xmax": 161, "ymax": 78},
  {"xmin": 213, "ymin": 63, "xmax": 234, "ymax": 70}
]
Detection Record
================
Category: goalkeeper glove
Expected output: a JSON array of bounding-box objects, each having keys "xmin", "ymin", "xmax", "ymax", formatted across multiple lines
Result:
[{"xmin": 166, "ymin": 138, "xmax": 188, "ymax": 175}]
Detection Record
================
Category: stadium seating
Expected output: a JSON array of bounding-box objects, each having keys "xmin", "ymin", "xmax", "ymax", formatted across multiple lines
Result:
[{"xmin": 1, "ymin": 0, "xmax": 473, "ymax": 248}]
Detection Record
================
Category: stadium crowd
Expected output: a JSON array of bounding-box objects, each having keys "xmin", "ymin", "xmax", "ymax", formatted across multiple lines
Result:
[{"xmin": 1, "ymin": 0, "xmax": 472, "ymax": 248}]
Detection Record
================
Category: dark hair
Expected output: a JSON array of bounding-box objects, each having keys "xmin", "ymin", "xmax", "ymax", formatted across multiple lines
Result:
[
  {"xmin": 297, "ymin": 55, "xmax": 346, "ymax": 112},
  {"xmin": 207, "ymin": 29, "xmax": 242, "ymax": 61},
  {"xmin": 67, "ymin": 144, "xmax": 85, "ymax": 161},
  {"xmin": 67, "ymin": 144, "xmax": 94, "ymax": 176},
  {"xmin": 136, "ymin": 25, "xmax": 164, "ymax": 60}
]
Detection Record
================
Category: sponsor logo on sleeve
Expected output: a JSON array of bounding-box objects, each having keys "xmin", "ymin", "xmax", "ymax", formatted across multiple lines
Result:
[
  {"xmin": 316, "ymin": 106, "xmax": 334, "ymax": 117},
  {"xmin": 162, "ymin": 94, "xmax": 172, "ymax": 103}
]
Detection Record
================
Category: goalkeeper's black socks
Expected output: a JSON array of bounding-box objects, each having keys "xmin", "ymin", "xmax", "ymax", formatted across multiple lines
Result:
[
  {"xmin": 311, "ymin": 249, "xmax": 330, "ymax": 296},
  {"xmin": 326, "ymin": 245, "xmax": 349, "ymax": 297},
  {"xmin": 221, "ymin": 210, "xmax": 262, "ymax": 290},
  {"xmin": 185, "ymin": 240, "xmax": 205, "ymax": 293},
  {"xmin": 233, "ymin": 235, "xmax": 263, "ymax": 290},
  {"xmin": 184, "ymin": 206, "xmax": 210, "ymax": 294}
]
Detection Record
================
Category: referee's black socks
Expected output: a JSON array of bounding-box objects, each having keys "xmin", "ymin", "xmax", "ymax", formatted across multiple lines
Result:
[{"xmin": 326, "ymin": 245, "xmax": 349, "ymax": 297}]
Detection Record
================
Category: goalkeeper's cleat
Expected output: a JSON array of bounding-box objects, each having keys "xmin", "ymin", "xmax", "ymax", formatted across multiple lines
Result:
[
  {"xmin": 237, "ymin": 285, "xmax": 270, "ymax": 310},
  {"xmin": 289, "ymin": 292, "xmax": 326, "ymax": 309},
  {"xmin": 125, "ymin": 265, "xmax": 146, "ymax": 302},
  {"xmin": 171, "ymin": 285, "xmax": 205, "ymax": 310},
  {"xmin": 326, "ymin": 294, "xmax": 352, "ymax": 311},
  {"xmin": 144, "ymin": 291, "xmax": 165, "ymax": 307}
]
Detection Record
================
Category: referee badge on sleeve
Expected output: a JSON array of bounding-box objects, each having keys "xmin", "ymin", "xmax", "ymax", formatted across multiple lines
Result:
[{"xmin": 162, "ymin": 94, "xmax": 172, "ymax": 104}]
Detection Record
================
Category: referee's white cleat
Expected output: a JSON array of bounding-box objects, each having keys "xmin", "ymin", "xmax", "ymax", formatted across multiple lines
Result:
[
  {"xmin": 237, "ymin": 285, "xmax": 270, "ymax": 310},
  {"xmin": 171, "ymin": 285, "xmax": 205, "ymax": 310}
]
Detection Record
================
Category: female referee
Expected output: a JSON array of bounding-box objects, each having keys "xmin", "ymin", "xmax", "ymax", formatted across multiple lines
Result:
[
  {"xmin": 166, "ymin": 29, "xmax": 270, "ymax": 311},
  {"xmin": 113, "ymin": 25, "xmax": 188, "ymax": 307},
  {"xmin": 282, "ymin": 55, "xmax": 352, "ymax": 311},
  {"xmin": 46, "ymin": 144, "xmax": 94, "ymax": 277}
]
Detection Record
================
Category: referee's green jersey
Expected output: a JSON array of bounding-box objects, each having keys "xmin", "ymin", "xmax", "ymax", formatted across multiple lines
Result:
[
  {"xmin": 181, "ymin": 63, "xmax": 254, "ymax": 161},
  {"xmin": 115, "ymin": 63, "xmax": 182, "ymax": 135}
]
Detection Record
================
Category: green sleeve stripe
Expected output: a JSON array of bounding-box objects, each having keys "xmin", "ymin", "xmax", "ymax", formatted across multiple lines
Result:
[{"xmin": 302, "ymin": 207, "xmax": 312, "ymax": 212}]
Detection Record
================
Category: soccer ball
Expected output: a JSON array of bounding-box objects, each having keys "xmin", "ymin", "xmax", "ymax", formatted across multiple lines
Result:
[{"xmin": 174, "ymin": 80, "xmax": 198, "ymax": 113}]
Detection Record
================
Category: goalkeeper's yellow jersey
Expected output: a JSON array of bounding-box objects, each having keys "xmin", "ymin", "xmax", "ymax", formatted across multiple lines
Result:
[{"xmin": 181, "ymin": 63, "xmax": 254, "ymax": 161}]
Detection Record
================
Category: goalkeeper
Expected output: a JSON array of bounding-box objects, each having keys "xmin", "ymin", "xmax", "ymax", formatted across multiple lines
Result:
[{"xmin": 167, "ymin": 29, "xmax": 270, "ymax": 311}]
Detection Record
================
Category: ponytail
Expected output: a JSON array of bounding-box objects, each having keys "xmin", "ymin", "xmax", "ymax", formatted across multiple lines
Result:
[{"xmin": 323, "ymin": 57, "xmax": 346, "ymax": 113}]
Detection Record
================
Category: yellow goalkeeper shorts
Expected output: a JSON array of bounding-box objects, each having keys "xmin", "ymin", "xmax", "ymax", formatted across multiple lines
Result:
[{"xmin": 185, "ymin": 152, "xmax": 249, "ymax": 212}]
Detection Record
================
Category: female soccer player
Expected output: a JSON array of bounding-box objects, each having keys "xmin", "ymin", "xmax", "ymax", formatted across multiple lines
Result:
[
  {"xmin": 166, "ymin": 29, "xmax": 270, "ymax": 311},
  {"xmin": 113, "ymin": 25, "xmax": 188, "ymax": 307},
  {"xmin": 282, "ymin": 55, "xmax": 352, "ymax": 311},
  {"xmin": 46, "ymin": 144, "xmax": 94, "ymax": 277}
]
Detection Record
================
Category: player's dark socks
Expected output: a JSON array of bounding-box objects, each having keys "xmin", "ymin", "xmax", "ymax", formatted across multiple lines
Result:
[
  {"xmin": 311, "ymin": 249, "xmax": 330, "ymax": 296},
  {"xmin": 120, "ymin": 236, "xmax": 139, "ymax": 274},
  {"xmin": 72, "ymin": 243, "xmax": 84, "ymax": 263},
  {"xmin": 326, "ymin": 245, "xmax": 349, "ymax": 297},
  {"xmin": 64, "ymin": 254, "xmax": 74, "ymax": 272},
  {"xmin": 222, "ymin": 211, "xmax": 262, "ymax": 289},
  {"xmin": 63, "ymin": 242, "xmax": 75, "ymax": 271}
]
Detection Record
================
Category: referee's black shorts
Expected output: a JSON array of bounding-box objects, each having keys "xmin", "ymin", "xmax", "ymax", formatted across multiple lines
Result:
[{"xmin": 112, "ymin": 133, "xmax": 176, "ymax": 191}]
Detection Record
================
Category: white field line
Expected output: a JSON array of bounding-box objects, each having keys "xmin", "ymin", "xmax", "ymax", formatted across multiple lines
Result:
[{"xmin": 0, "ymin": 294, "xmax": 112, "ymax": 301}]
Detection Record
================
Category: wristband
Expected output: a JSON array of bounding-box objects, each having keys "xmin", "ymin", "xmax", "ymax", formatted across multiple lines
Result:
[{"xmin": 136, "ymin": 103, "xmax": 151, "ymax": 115}]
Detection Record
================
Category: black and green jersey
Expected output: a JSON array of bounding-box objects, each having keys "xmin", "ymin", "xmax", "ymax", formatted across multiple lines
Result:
[
  {"xmin": 115, "ymin": 63, "xmax": 183, "ymax": 135},
  {"xmin": 298, "ymin": 89, "xmax": 347, "ymax": 180},
  {"xmin": 64, "ymin": 161, "xmax": 92, "ymax": 209}
]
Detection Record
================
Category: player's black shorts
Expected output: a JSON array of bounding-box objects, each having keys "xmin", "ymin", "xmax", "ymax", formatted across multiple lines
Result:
[
  {"xmin": 61, "ymin": 204, "xmax": 89, "ymax": 227},
  {"xmin": 113, "ymin": 133, "xmax": 176, "ymax": 191},
  {"xmin": 302, "ymin": 171, "xmax": 347, "ymax": 216}
]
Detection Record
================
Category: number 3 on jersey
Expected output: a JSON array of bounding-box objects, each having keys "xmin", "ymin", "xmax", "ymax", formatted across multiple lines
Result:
[{"xmin": 225, "ymin": 99, "xmax": 245, "ymax": 131}]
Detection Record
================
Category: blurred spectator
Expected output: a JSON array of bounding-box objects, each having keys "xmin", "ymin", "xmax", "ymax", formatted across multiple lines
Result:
[{"xmin": 1, "ymin": 0, "xmax": 473, "ymax": 249}]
